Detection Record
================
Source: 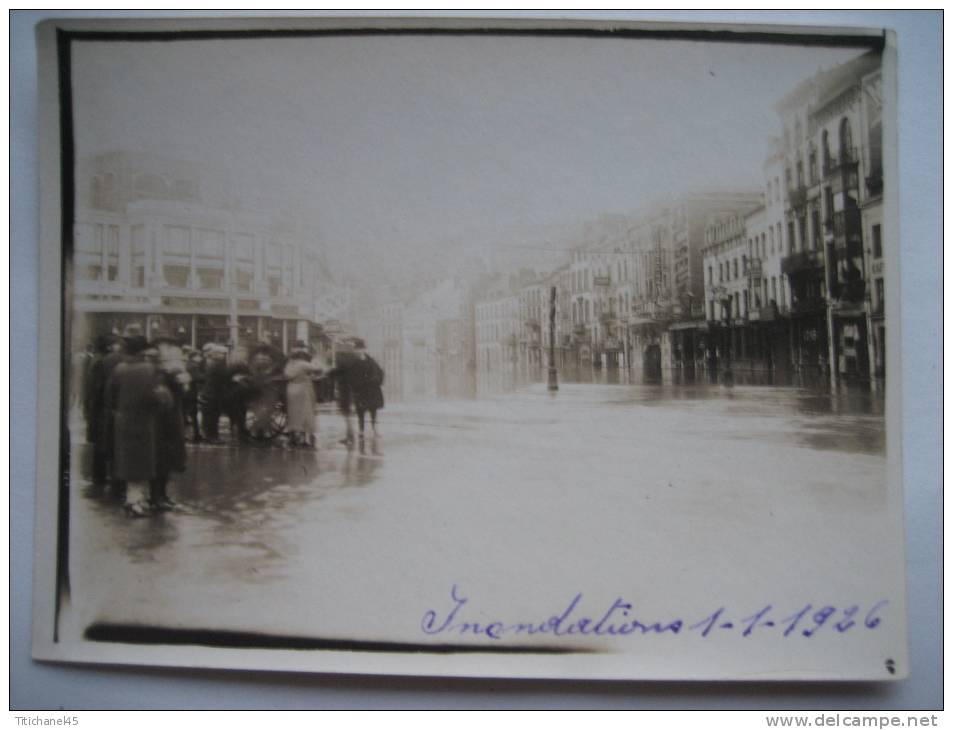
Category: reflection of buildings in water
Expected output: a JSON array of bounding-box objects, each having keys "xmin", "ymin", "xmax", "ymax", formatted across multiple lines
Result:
[{"xmin": 71, "ymin": 151, "xmax": 341, "ymax": 361}]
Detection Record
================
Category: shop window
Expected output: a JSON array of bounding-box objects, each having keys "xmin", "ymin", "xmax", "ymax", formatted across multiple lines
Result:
[
  {"xmin": 196, "ymin": 228, "xmax": 225, "ymax": 291},
  {"xmin": 105, "ymin": 225, "xmax": 119, "ymax": 281},
  {"xmin": 163, "ymin": 225, "xmax": 191, "ymax": 289},
  {"xmin": 267, "ymin": 242, "xmax": 282, "ymax": 297},
  {"xmin": 131, "ymin": 224, "xmax": 147, "ymax": 288},
  {"xmin": 282, "ymin": 244, "xmax": 295, "ymax": 296},
  {"xmin": 233, "ymin": 233, "xmax": 255, "ymax": 292},
  {"xmin": 74, "ymin": 222, "xmax": 103, "ymax": 281}
]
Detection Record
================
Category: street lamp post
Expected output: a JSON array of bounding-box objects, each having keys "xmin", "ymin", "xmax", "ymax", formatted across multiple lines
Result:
[{"xmin": 548, "ymin": 285, "xmax": 558, "ymax": 392}]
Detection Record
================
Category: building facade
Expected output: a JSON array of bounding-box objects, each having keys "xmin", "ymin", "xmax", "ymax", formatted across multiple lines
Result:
[{"xmin": 72, "ymin": 151, "xmax": 332, "ymax": 360}]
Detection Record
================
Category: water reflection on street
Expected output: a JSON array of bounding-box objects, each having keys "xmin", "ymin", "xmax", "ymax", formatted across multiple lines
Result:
[
  {"xmin": 69, "ymin": 371, "xmax": 888, "ymax": 633},
  {"xmin": 74, "ymin": 430, "xmax": 386, "ymax": 584}
]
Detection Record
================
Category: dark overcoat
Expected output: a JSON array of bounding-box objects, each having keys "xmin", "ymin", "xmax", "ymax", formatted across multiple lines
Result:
[
  {"xmin": 352, "ymin": 355, "xmax": 385, "ymax": 412},
  {"xmin": 155, "ymin": 372, "xmax": 188, "ymax": 476},
  {"xmin": 85, "ymin": 351, "xmax": 124, "ymax": 452},
  {"xmin": 107, "ymin": 359, "xmax": 162, "ymax": 482},
  {"xmin": 329, "ymin": 353, "xmax": 384, "ymax": 413}
]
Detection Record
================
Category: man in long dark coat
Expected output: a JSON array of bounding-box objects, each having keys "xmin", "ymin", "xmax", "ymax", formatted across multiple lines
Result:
[
  {"xmin": 105, "ymin": 335, "xmax": 165, "ymax": 516},
  {"xmin": 83, "ymin": 334, "xmax": 124, "ymax": 492},
  {"xmin": 326, "ymin": 338, "xmax": 384, "ymax": 444},
  {"xmin": 351, "ymin": 341, "xmax": 385, "ymax": 440},
  {"xmin": 200, "ymin": 344, "xmax": 229, "ymax": 443},
  {"xmin": 153, "ymin": 336, "xmax": 189, "ymax": 509}
]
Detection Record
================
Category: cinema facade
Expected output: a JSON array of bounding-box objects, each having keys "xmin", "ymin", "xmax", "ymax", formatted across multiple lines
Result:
[{"xmin": 70, "ymin": 152, "xmax": 344, "ymax": 359}]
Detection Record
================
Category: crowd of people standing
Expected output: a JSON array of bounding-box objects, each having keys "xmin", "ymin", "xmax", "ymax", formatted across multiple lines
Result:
[{"xmin": 79, "ymin": 326, "xmax": 385, "ymax": 517}]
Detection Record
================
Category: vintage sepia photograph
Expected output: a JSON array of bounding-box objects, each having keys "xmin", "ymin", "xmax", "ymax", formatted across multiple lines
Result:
[{"xmin": 32, "ymin": 16, "xmax": 907, "ymax": 681}]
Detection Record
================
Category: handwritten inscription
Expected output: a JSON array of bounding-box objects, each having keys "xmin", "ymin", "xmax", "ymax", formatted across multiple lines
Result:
[{"xmin": 421, "ymin": 586, "xmax": 888, "ymax": 640}]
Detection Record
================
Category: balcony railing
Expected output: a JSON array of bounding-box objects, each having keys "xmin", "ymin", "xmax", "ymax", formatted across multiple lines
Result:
[
  {"xmin": 789, "ymin": 296, "xmax": 826, "ymax": 315},
  {"xmin": 788, "ymin": 185, "xmax": 808, "ymax": 210},
  {"xmin": 866, "ymin": 168, "xmax": 883, "ymax": 198},
  {"xmin": 823, "ymin": 146, "xmax": 859, "ymax": 178},
  {"xmin": 780, "ymin": 250, "xmax": 824, "ymax": 275},
  {"xmin": 832, "ymin": 208, "xmax": 862, "ymax": 238},
  {"xmin": 747, "ymin": 258, "xmax": 762, "ymax": 281}
]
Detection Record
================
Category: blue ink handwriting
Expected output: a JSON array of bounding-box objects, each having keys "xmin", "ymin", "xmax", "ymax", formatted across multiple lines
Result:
[{"xmin": 420, "ymin": 586, "xmax": 888, "ymax": 641}]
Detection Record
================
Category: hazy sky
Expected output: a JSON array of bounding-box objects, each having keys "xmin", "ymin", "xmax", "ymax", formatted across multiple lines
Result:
[{"xmin": 72, "ymin": 33, "xmax": 868, "ymax": 274}]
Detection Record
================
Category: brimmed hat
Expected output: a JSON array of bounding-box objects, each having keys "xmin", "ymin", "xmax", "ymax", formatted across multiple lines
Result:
[
  {"xmin": 202, "ymin": 342, "xmax": 228, "ymax": 355},
  {"xmin": 93, "ymin": 333, "xmax": 118, "ymax": 354}
]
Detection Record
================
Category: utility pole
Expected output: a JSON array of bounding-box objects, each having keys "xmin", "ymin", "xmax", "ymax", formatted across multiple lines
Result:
[{"xmin": 548, "ymin": 286, "xmax": 558, "ymax": 392}]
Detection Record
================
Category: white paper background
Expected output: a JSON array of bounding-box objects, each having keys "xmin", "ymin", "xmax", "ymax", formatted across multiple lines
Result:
[{"xmin": 10, "ymin": 9, "xmax": 941, "ymax": 709}]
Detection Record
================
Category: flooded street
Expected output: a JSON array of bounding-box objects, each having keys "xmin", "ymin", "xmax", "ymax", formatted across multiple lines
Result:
[{"xmin": 65, "ymin": 380, "xmax": 893, "ymax": 649}]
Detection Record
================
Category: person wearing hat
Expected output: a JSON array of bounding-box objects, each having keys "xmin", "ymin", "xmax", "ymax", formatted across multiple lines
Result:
[
  {"xmin": 199, "ymin": 343, "xmax": 230, "ymax": 443},
  {"xmin": 325, "ymin": 337, "xmax": 384, "ymax": 445},
  {"xmin": 350, "ymin": 338, "xmax": 385, "ymax": 442},
  {"xmin": 283, "ymin": 344, "xmax": 322, "ymax": 448},
  {"xmin": 104, "ymin": 335, "xmax": 165, "ymax": 516},
  {"xmin": 184, "ymin": 347, "xmax": 206, "ymax": 442},
  {"xmin": 83, "ymin": 333, "xmax": 124, "ymax": 492},
  {"xmin": 151, "ymin": 335, "xmax": 190, "ymax": 509}
]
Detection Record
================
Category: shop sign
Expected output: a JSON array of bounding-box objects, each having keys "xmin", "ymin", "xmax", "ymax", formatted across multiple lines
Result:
[
  {"xmin": 162, "ymin": 296, "xmax": 227, "ymax": 310},
  {"xmin": 271, "ymin": 304, "xmax": 299, "ymax": 318},
  {"xmin": 238, "ymin": 299, "xmax": 261, "ymax": 311}
]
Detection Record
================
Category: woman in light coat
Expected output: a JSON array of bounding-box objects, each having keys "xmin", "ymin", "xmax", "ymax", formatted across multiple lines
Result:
[{"xmin": 284, "ymin": 347, "xmax": 322, "ymax": 448}]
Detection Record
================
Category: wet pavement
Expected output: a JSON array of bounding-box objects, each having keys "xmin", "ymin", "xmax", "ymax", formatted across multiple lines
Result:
[{"xmin": 64, "ymin": 380, "xmax": 893, "ymax": 645}]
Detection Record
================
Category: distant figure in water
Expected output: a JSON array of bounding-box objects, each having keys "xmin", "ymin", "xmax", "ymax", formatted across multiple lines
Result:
[{"xmin": 327, "ymin": 337, "xmax": 384, "ymax": 446}]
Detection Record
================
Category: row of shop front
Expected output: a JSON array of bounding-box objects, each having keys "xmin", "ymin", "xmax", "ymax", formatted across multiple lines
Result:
[
  {"xmin": 494, "ymin": 307, "xmax": 885, "ymax": 389},
  {"xmin": 73, "ymin": 293, "xmax": 336, "ymax": 362},
  {"xmin": 625, "ymin": 305, "xmax": 884, "ymax": 387}
]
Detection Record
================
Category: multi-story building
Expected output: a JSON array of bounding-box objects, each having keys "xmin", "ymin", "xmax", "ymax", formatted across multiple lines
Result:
[
  {"xmin": 775, "ymin": 50, "xmax": 882, "ymax": 382},
  {"xmin": 860, "ymin": 66, "xmax": 886, "ymax": 381},
  {"xmin": 517, "ymin": 281, "xmax": 547, "ymax": 379},
  {"xmin": 72, "ymin": 151, "xmax": 331, "ymax": 360},
  {"xmin": 474, "ymin": 293, "xmax": 520, "ymax": 393},
  {"xmin": 702, "ymin": 205, "xmax": 763, "ymax": 374},
  {"xmin": 368, "ymin": 299, "xmax": 404, "ymax": 402},
  {"xmin": 628, "ymin": 193, "xmax": 761, "ymax": 381}
]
